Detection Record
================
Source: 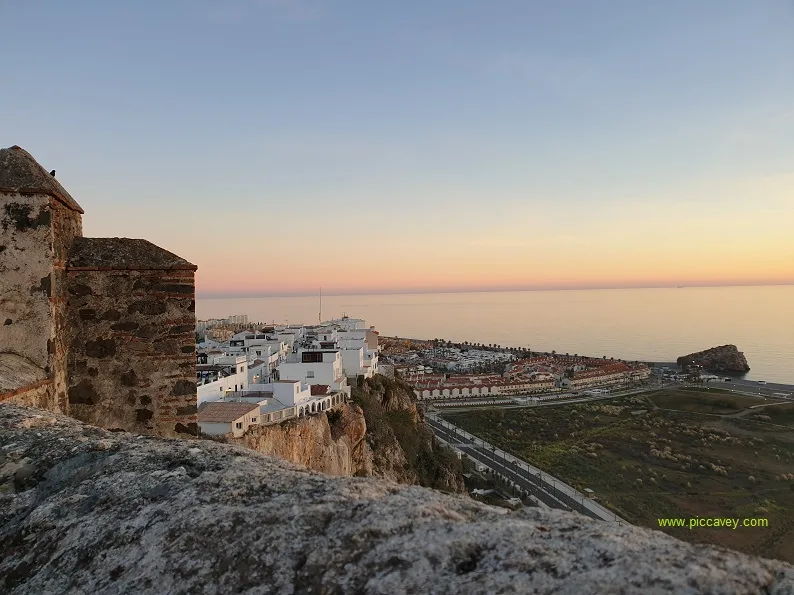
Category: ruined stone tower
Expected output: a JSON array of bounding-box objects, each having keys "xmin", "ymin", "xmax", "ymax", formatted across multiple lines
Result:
[
  {"xmin": 0, "ymin": 146, "xmax": 82, "ymax": 413},
  {"xmin": 0, "ymin": 146, "xmax": 198, "ymax": 436}
]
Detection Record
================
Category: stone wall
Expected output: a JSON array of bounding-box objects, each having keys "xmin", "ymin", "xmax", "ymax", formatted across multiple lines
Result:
[
  {"xmin": 0, "ymin": 192, "xmax": 82, "ymax": 411},
  {"xmin": 0, "ymin": 192, "xmax": 53, "ymax": 407},
  {"xmin": 2, "ymin": 146, "xmax": 199, "ymax": 438},
  {"xmin": 49, "ymin": 197, "xmax": 83, "ymax": 413},
  {"xmin": 67, "ymin": 254, "xmax": 198, "ymax": 436}
]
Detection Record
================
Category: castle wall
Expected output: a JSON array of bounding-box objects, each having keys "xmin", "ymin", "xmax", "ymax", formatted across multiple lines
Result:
[
  {"xmin": 50, "ymin": 198, "xmax": 83, "ymax": 413},
  {"xmin": 0, "ymin": 192, "xmax": 80, "ymax": 411},
  {"xmin": 66, "ymin": 267, "xmax": 198, "ymax": 436}
]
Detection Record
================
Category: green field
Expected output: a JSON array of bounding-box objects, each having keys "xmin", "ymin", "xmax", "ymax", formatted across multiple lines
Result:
[
  {"xmin": 441, "ymin": 389, "xmax": 794, "ymax": 563},
  {"xmin": 749, "ymin": 403, "xmax": 794, "ymax": 428},
  {"xmin": 649, "ymin": 388, "xmax": 763, "ymax": 414}
]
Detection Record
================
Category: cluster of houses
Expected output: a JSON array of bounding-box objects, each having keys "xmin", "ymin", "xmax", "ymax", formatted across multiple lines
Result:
[
  {"xmin": 194, "ymin": 316, "xmax": 380, "ymax": 437},
  {"xmin": 404, "ymin": 354, "xmax": 651, "ymax": 401},
  {"xmin": 389, "ymin": 345, "xmax": 516, "ymax": 373}
]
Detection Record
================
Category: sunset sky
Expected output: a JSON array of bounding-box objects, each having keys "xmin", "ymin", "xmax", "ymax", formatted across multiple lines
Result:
[{"xmin": 4, "ymin": 1, "xmax": 793, "ymax": 296}]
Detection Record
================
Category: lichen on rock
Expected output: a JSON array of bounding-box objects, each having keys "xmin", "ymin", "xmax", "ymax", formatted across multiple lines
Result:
[{"xmin": 1, "ymin": 404, "xmax": 793, "ymax": 594}]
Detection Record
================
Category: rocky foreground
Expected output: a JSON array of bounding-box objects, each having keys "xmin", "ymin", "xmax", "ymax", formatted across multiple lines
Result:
[
  {"xmin": 677, "ymin": 344, "xmax": 751, "ymax": 374},
  {"xmin": 2, "ymin": 404, "xmax": 793, "ymax": 595}
]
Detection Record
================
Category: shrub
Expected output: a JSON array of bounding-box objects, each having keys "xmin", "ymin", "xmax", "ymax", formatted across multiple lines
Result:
[{"xmin": 326, "ymin": 409, "xmax": 343, "ymax": 426}]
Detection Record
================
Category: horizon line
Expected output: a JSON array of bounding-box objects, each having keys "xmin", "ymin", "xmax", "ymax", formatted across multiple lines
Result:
[{"xmin": 196, "ymin": 281, "xmax": 794, "ymax": 300}]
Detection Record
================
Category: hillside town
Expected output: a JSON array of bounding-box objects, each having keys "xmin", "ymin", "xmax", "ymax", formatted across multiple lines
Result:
[
  {"xmin": 379, "ymin": 337, "xmax": 652, "ymax": 402},
  {"xmin": 195, "ymin": 315, "xmax": 379, "ymax": 436},
  {"xmin": 195, "ymin": 318, "xmax": 653, "ymax": 435}
]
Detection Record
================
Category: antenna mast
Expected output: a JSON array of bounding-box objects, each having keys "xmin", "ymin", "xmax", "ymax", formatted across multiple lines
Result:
[{"xmin": 319, "ymin": 287, "xmax": 322, "ymax": 323}]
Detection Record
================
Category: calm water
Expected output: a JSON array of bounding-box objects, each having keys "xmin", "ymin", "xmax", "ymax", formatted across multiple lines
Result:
[{"xmin": 197, "ymin": 286, "xmax": 794, "ymax": 384}]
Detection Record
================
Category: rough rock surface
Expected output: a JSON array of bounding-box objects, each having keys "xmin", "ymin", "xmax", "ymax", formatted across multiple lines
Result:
[
  {"xmin": 677, "ymin": 344, "xmax": 751, "ymax": 373},
  {"xmin": 2, "ymin": 404, "xmax": 793, "ymax": 595},
  {"xmin": 352, "ymin": 376, "xmax": 465, "ymax": 492},
  {"xmin": 229, "ymin": 403, "xmax": 373, "ymax": 477}
]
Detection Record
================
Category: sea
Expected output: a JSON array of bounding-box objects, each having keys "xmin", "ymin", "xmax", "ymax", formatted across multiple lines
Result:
[{"xmin": 196, "ymin": 285, "xmax": 794, "ymax": 384}]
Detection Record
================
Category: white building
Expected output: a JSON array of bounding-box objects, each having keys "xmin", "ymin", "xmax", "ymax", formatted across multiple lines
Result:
[
  {"xmin": 198, "ymin": 401, "xmax": 260, "ymax": 438},
  {"xmin": 196, "ymin": 354, "xmax": 249, "ymax": 405},
  {"xmin": 330, "ymin": 316, "xmax": 366, "ymax": 330},
  {"xmin": 277, "ymin": 349, "xmax": 350, "ymax": 395}
]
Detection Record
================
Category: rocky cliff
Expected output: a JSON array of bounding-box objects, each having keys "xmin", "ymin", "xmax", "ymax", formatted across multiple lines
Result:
[
  {"xmin": 226, "ymin": 402, "xmax": 373, "ymax": 477},
  {"xmin": 2, "ymin": 404, "xmax": 793, "ymax": 594},
  {"xmin": 677, "ymin": 344, "xmax": 751, "ymax": 373},
  {"xmin": 220, "ymin": 375, "xmax": 464, "ymax": 493},
  {"xmin": 352, "ymin": 375, "xmax": 465, "ymax": 493}
]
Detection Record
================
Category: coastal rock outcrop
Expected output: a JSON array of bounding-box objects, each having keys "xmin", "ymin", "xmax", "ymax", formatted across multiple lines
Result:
[
  {"xmin": 677, "ymin": 344, "xmax": 751, "ymax": 374},
  {"xmin": 228, "ymin": 402, "xmax": 372, "ymax": 477},
  {"xmin": 2, "ymin": 404, "xmax": 793, "ymax": 594},
  {"xmin": 352, "ymin": 375, "xmax": 465, "ymax": 493}
]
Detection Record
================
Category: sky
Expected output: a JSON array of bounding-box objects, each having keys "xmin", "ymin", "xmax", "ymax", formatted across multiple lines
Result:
[{"xmin": 3, "ymin": 1, "xmax": 793, "ymax": 297}]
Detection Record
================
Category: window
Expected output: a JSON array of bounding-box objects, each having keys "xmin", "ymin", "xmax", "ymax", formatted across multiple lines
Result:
[
  {"xmin": 251, "ymin": 417, "xmax": 257, "ymax": 423},
  {"xmin": 307, "ymin": 371, "xmax": 315, "ymax": 378},
  {"xmin": 235, "ymin": 422, "xmax": 243, "ymax": 429},
  {"xmin": 302, "ymin": 351, "xmax": 323, "ymax": 363}
]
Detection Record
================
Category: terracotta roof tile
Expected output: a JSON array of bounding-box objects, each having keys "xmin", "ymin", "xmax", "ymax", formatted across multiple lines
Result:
[{"xmin": 197, "ymin": 401, "xmax": 259, "ymax": 423}]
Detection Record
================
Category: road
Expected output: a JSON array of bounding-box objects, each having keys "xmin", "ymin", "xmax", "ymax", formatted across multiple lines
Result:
[
  {"xmin": 426, "ymin": 415, "xmax": 627, "ymax": 525},
  {"xmin": 714, "ymin": 379, "xmax": 793, "ymax": 399},
  {"xmin": 426, "ymin": 384, "xmax": 662, "ymax": 413}
]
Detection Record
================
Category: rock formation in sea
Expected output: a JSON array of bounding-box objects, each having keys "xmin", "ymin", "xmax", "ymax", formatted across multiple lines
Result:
[
  {"xmin": 2, "ymin": 404, "xmax": 793, "ymax": 594},
  {"xmin": 677, "ymin": 344, "xmax": 751, "ymax": 374}
]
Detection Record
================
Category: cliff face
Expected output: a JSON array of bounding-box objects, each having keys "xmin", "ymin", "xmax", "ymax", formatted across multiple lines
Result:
[
  {"xmin": 224, "ymin": 375, "xmax": 464, "ymax": 492},
  {"xmin": 677, "ymin": 344, "xmax": 751, "ymax": 373},
  {"xmin": 352, "ymin": 375, "xmax": 465, "ymax": 493},
  {"xmin": 2, "ymin": 404, "xmax": 793, "ymax": 595},
  {"xmin": 228, "ymin": 402, "xmax": 372, "ymax": 477}
]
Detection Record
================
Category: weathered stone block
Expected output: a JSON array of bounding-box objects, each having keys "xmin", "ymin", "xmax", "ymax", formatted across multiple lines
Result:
[
  {"xmin": 68, "ymin": 379, "xmax": 99, "ymax": 405},
  {"xmin": 176, "ymin": 404, "xmax": 197, "ymax": 416},
  {"xmin": 78, "ymin": 308, "xmax": 95, "ymax": 320},
  {"xmin": 84, "ymin": 339, "xmax": 116, "ymax": 358},
  {"xmin": 2, "ymin": 201, "xmax": 51, "ymax": 231},
  {"xmin": 135, "ymin": 409, "xmax": 153, "ymax": 423},
  {"xmin": 128, "ymin": 300, "xmax": 167, "ymax": 316},
  {"xmin": 120, "ymin": 370, "xmax": 138, "ymax": 387},
  {"xmin": 68, "ymin": 283, "xmax": 92, "ymax": 296},
  {"xmin": 174, "ymin": 421, "xmax": 198, "ymax": 435},
  {"xmin": 171, "ymin": 380, "xmax": 196, "ymax": 396}
]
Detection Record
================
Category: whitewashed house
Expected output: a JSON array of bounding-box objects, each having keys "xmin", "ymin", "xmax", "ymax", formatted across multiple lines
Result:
[
  {"xmin": 198, "ymin": 401, "xmax": 260, "ymax": 438},
  {"xmin": 277, "ymin": 349, "xmax": 350, "ymax": 395},
  {"xmin": 196, "ymin": 354, "xmax": 249, "ymax": 405}
]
